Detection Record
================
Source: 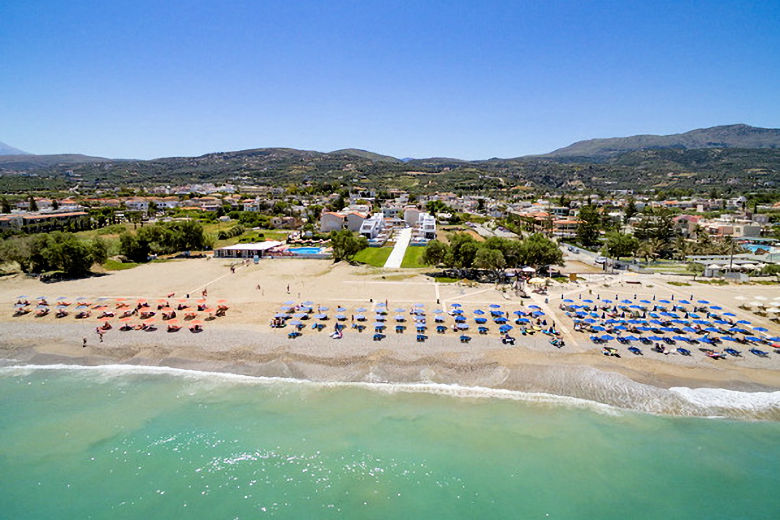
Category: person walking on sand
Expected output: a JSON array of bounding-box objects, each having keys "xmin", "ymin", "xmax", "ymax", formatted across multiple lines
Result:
[
  {"xmin": 287, "ymin": 284, "xmax": 290, "ymax": 294},
  {"xmin": 82, "ymin": 337, "xmax": 87, "ymax": 348}
]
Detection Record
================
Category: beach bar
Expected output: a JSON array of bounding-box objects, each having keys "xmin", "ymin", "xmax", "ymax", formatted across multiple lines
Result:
[{"xmin": 213, "ymin": 241, "xmax": 283, "ymax": 259}]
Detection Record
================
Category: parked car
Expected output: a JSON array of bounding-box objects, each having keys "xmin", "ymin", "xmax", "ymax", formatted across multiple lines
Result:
[{"xmin": 595, "ymin": 256, "xmax": 606, "ymax": 264}]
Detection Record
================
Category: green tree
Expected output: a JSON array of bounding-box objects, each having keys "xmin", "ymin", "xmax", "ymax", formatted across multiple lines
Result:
[
  {"xmin": 687, "ymin": 262, "xmax": 704, "ymax": 280},
  {"xmin": 0, "ymin": 197, "xmax": 10, "ymax": 213},
  {"xmin": 447, "ymin": 233, "xmax": 479, "ymax": 268},
  {"xmin": 474, "ymin": 247, "xmax": 506, "ymax": 280},
  {"xmin": 329, "ymin": 229, "xmax": 368, "ymax": 262},
  {"xmin": 422, "ymin": 239, "xmax": 449, "ymax": 266},
  {"xmin": 624, "ymin": 198, "xmax": 637, "ymax": 224},
  {"xmin": 575, "ymin": 205, "xmax": 601, "ymax": 247},
  {"xmin": 523, "ymin": 233, "xmax": 564, "ymax": 268},
  {"xmin": 604, "ymin": 232, "xmax": 639, "ymax": 259},
  {"xmin": 28, "ymin": 195, "xmax": 38, "ymax": 211},
  {"xmin": 51, "ymin": 199, "xmax": 60, "ymax": 210}
]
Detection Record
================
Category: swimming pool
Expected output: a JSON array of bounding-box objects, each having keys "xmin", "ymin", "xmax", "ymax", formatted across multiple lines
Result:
[
  {"xmin": 288, "ymin": 247, "xmax": 324, "ymax": 255},
  {"xmin": 741, "ymin": 244, "xmax": 774, "ymax": 253}
]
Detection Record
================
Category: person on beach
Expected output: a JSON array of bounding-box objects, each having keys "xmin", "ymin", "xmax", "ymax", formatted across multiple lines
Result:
[
  {"xmin": 202, "ymin": 288, "xmax": 208, "ymax": 298},
  {"xmin": 82, "ymin": 337, "xmax": 87, "ymax": 348},
  {"xmin": 287, "ymin": 284, "xmax": 290, "ymax": 294}
]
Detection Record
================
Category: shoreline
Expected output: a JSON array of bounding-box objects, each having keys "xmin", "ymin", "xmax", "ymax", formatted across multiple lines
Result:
[{"xmin": 3, "ymin": 321, "xmax": 779, "ymax": 420}]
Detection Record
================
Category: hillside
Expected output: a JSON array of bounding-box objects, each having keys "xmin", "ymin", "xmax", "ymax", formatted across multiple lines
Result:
[
  {"xmin": 542, "ymin": 124, "xmax": 780, "ymax": 159},
  {"xmin": 1, "ymin": 126, "xmax": 778, "ymax": 193},
  {"xmin": 0, "ymin": 141, "xmax": 29, "ymax": 156}
]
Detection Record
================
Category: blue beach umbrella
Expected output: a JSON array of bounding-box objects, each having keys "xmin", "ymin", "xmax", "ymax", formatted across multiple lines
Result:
[
  {"xmin": 753, "ymin": 326, "xmax": 768, "ymax": 332},
  {"xmin": 710, "ymin": 305, "xmax": 722, "ymax": 310},
  {"xmin": 592, "ymin": 326, "xmax": 606, "ymax": 332},
  {"xmin": 355, "ymin": 314, "xmax": 366, "ymax": 320},
  {"xmin": 639, "ymin": 300, "xmax": 651, "ymax": 304},
  {"xmin": 434, "ymin": 309, "xmax": 444, "ymax": 314},
  {"xmin": 457, "ymin": 323, "xmax": 469, "ymax": 329},
  {"xmin": 528, "ymin": 305, "xmax": 541, "ymax": 310},
  {"xmin": 302, "ymin": 300, "xmax": 314, "ymax": 306},
  {"xmin": 356, "ymin": 307, "xmax": 367, "ymax": 312},
  {"xmin": 601, "ymin": 335, "xmax": 614, "ymax": 341},
  {"xmin": 736, "ymin": 320, "xmax": 750, "ymax": 324},
  {"xmin": 583, "ymin": 299, "xmax": 593, "ymax": 303},
  {"xmin": 563, "ymin": 299, "xmax": 574, "ymax": 303},
  {"xmin": 336, "ymin": 306, "xmax": 347, "ymax": 312},
  {"xmin": 516, "ymin": 317, "xmax": 529, "ymax": 323},
  {"xmin": 621, "ymin": 299, "xmax": 633, "ymax": 304},
  {"xmin": 450, "ymin": 303, "xmax": 462, "ymax": 308},
  {"xmin": 745, "ymin": 336, "xmax": 762, "ymax": 342},
  {"xmin": 659, "ymin": 299, "xmax": 671, "ymax": 304},
  {"xmin": 723, "ymin": 312, "xmax": 736, "ymax": 317},
  {"xmin": 475, "ymin": 317, "xmax": 487, "ymax": 324},
  {"xmin": 698, "ymin": 300, "xmax": 710, "ymax": 304},
  {"xmin": 683, "ymin": 327, "xmax": 697, "ymax": 333},
  {"xmin": 395, "ymin": 315, "xmax": 405, "ymax": 321},
  {"xmin": 489, "ymin": 304, "xmax": 502, "ymax": 309},
  {"xmin": 648, "ymin": 336, "xmax": 663, "ymax": 341},
  {"xmin": 335, "ymin": 313, "xmax": 346, "ymax": 320},
  {"xmin": 315, "ymin": 313, "xmax": 327, "ymax": 320},
  {"xmin": 474, "ymin": 309, "xmax": 485, "ymax": 315},
  {"xmin": 499, "ymin": 325, "xmax": 513, "ymax": 333},
  {"xmin": 624, "ymin": 335, "xmax": 638, "ymax": 341},
  {"xmin": 602, "ymin": 299, "xmax": 613, "ymax": 303},
  {"xmin": 679, "ymin": 300, "xmax": 691, "ymax": 304}
]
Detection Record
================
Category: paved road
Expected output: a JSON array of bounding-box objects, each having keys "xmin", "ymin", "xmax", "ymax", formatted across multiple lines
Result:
[{"xmin": 384, "ymin": 227, "xmax": 412, "ymax": 268}]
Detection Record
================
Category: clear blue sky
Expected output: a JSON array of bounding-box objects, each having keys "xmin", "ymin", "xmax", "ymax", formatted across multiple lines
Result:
[{"xmin": 1, "ymin": 0, "xmax": 778, "ymax": 159}]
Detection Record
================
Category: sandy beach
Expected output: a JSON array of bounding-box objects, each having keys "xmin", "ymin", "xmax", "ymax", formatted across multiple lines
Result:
[{"xmin": 2, "ymin": 257, "xmax": 779, "ymax": 413}]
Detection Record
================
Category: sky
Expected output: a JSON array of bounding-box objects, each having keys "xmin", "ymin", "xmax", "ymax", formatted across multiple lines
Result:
[{"xmin": 1, "ymin": 0, "xmax": 779, "ymax": 160}]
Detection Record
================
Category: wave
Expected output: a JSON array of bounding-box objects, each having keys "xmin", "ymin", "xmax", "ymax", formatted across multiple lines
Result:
[{"xmin": 1, "ymin": 363, "xmax": 778, "ymax": 420}]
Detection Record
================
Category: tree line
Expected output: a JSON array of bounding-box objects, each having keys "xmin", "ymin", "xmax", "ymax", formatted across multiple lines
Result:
[
  {"xmin": 422, "ymin": 233, "xmax": 563, "ymax": 279},
  {"xmin": 119, "ymin": 221, "xmax": 213, "ymax": 262},
  {"xmin": 0, "ymin": 232, "xmax": 107, "ymax": 278}
]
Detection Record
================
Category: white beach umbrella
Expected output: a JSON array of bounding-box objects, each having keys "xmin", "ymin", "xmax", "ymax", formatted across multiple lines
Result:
[{"xmin": 734, "ymin": 296, "xmax": 747, "ymax": 301}]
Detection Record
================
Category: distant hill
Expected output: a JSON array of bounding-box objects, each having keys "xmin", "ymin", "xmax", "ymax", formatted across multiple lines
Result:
[
  {"xmin": 1, "ymin": 125, "xmax": 778, "ymax": 193},
  {"xmin": 328, "ymin": 148, "xmax": 400, "ymax": 163},
  {"xmin": 0, "ymin": 141, "xmax": 29, "ymax": 156},
  {"xmin": 541, "ymin": 124, "xmax": 780, "ymax": 159},
  {"xmin": 0, "ymin": 153, "xmax": 110, "ymax": 169}
]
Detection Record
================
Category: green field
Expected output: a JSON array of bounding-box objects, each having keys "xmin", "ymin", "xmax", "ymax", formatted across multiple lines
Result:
[
  {"xmin": 353, "ymin": 247, "xmax": 393, "ymax": 267},
  {"xmin": 103, "ymin": 259, "xmax": 139, "ymax": 271},
  {"xmin": 401, "ymin": 245, "xmax": 427, "ymax": 268}
]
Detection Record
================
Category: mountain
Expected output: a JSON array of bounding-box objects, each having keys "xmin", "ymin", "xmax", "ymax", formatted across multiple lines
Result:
[
  {"xmin": 328, "ymin": 148, "xmax": 400, "ymax": 163},
  {"xmin": 0, "ymin": 141, "xmax": 30, "ymax": 156},
  {"xmin": 0, "ymin": 153, "xmax": 110, "ymax": 169},
  {"xmin": 541, "ymin": 124, "xmax": 780, "ymax": 159}
]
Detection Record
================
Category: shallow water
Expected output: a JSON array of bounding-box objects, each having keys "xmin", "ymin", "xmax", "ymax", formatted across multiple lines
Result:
[{"xmin": 1, "ymin": 365, "xmax": 778, "ymax": 519}]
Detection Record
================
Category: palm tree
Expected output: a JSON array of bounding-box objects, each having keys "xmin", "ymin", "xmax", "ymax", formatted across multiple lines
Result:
[{"xmin": 637, "ymin": 238, "xmax": 663, "ymax": 264}]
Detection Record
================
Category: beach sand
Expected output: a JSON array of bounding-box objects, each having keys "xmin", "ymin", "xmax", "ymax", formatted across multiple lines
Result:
[{"xmin": 1, "ymin": 257, "xmax": 779, "ymax": 410}]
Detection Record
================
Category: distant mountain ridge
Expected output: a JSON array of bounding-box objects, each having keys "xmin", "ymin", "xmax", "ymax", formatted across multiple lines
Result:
[
  {"xmin": 0, "ymin": 141, "xmax": 29, "ymax": 156},
  {"xmin": 541, "ymin": 124, "xmax": 780, "ymax": 159}
]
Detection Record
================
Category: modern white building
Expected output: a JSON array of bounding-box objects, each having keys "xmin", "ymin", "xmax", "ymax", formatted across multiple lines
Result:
[{"xmin": 359, "ymin": 213, "xmax": 385, "ymax": 239}]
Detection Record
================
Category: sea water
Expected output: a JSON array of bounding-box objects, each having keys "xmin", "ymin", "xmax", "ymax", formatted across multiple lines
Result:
[{"xmin": 0, "ymin": 365, "xmax": 778, "ymax": 519}]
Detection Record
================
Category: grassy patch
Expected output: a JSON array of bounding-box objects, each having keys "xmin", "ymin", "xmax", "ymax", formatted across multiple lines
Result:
[
  {"xmin": 103, "ymin": 259, "xmax": 139, "ymax": 271},
  {"xmin": 667, "ymin": 281, "xmax": 691, "ymax": 286},
  {"xmin": 354, "ymin": 247, "xmax": 393, "ymax": 267},
  {"xmin": 434, "ymin": 276, "xmax": 459, "ymax": 283},
  {"xmin": 694, "ymin": 279, "xmax": 728, "ymax": 285},
  {"xmin": 401, "ymin": 246, "xmax": 427, "ymax": 268}
]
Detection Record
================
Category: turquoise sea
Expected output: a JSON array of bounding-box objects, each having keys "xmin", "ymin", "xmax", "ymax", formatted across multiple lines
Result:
[{"xmin": 1, "ymin": 365, "xmax": 778, "ymax": 519}]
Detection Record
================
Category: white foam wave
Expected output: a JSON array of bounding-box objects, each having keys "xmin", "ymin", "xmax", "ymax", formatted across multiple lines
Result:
[
  {"xmin": 0, "ymin": 363, "xmax": 619, "ymax": 415},
  {"xmin": 2, "ymin": 363, "xmax": 778, "ymax": 419},
  {"xmin": 670, "ymin": 387, "xmax": 780, "ymax": 413}
]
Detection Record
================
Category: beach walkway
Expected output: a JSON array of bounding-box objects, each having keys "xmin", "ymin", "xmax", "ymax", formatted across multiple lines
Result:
[{"xmin": 384, "ymin": 227, "xmax": 412, "ymax": 268}]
